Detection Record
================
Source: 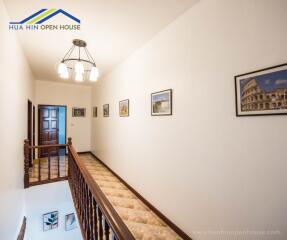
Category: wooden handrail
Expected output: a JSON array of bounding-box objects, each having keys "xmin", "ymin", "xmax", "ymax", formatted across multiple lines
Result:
[
  {"xmin": 29, "ymin": 144, "xmax": 68, "ymax": 149},
  {"xmin": 68, "ymin": 138, "xmax": 135, "ymax": 240}
]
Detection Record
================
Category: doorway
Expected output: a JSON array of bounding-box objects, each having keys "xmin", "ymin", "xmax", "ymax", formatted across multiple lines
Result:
[{"xmin": 38, "ymin": 105, "xmax": 67, "ymax": 157}]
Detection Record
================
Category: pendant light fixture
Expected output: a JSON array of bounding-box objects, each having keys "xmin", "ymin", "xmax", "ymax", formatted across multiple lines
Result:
[{"xmin": 57, "ymin": 39, "xmax": 99, "ymax": 82}]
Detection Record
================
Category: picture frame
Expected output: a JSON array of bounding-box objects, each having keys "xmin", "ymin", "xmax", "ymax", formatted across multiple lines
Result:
[
  {"xmin": 235, "ymin": 63, "xmax": 287, "ymax": 116},
  {"xmin": 72, "ymin": 107, "xmax": 86, "ymax": 117},
  {"xmin": 65, "ymin": 213, "xmax": 77, "ymax": 231},
  {"xmin": 93, "ymin": 106, "xmax": 97, "ymax": 118},
  {"xmin": 103, "ymin": 104, "xmax": 109, "ymax": 117},
  {"xmin": 119, "ymin": 99, "xmax": 129, "ymax": 117},
  {"xmin": 43, "ymin": 211, "xmax": 58, "ymax": 231},
  {"xmin": 151, "ymin": 89, "xmax": 172, "ymax": 116}
]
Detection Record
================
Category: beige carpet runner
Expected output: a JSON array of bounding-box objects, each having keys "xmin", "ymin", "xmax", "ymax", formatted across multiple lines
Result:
[{"xmin": 80, "ymin": 153, "xmax": 182, "ymax": 240}]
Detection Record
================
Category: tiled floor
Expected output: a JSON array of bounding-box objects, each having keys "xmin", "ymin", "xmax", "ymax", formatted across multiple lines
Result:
[
  {"xmin": 29, "ymin": 155, "xmax": 68, "ymax": 183},
  {"xmin": 79, "ymin": 153, "xmax": 182, "ymax": 240}
]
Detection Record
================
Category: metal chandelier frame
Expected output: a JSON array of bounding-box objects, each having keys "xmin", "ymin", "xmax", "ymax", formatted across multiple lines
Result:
[{"xmin": 61, "ymin": 39, "xmax": 96, "ymax": 72}]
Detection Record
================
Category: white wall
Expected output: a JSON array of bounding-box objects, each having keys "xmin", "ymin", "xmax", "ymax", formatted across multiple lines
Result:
[
  {"xmin": 91, "ymin": 0, "xmax": 287, "ymax": 239},
  {"xmin": 0, "ymin": 1, "xmax": 35, "ymax": 239},
  {"xmin": 35, "ymin": 80, "xmax": 92, "ymax": 152},
  {"xmin": 24, "ymin": 181, "xmax": 82, "ymax": 240}
]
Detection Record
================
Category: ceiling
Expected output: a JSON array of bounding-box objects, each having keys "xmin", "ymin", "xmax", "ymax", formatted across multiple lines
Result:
[{"xmin": 4, "ymin": 0, "xmax": 198, "ymax": 84}]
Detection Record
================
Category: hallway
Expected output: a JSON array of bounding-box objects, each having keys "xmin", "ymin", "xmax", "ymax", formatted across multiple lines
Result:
[{"xmin": 1, "ymin": 0, "xmax": 287, "ymax": 240}]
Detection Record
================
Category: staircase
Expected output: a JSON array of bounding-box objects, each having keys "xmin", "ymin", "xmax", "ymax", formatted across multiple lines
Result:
[{"xmin": 24, "ymin": 138, "xmax": 191, "ymax": 240}]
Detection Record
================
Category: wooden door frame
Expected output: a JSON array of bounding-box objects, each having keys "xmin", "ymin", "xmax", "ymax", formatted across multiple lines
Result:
[
  {"xmin": 37, "ymin": 104, "xmax": 67, "ymax": 147},
  {"xmin": 27, "ymin": 100, "xmax": 32, "ymax": 166},
  {"xmin": 33, "ymin": 105, "xmax": 35, "ymax": 159}
]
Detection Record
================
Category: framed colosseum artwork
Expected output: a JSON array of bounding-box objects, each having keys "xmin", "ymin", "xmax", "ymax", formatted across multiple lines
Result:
[{"xmin": 235, "ymin": 63, "xmax": 287, "ymax": 116}]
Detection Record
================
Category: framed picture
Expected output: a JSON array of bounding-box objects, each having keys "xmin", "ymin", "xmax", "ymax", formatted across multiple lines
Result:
[
  {"xmin": 93, "ymin": 107, "xmax": 97, "ymax": 118},
  {"xmin": 235, "ymin": 63, "xmax": 287, "ymax": 116},
  {"xmin": 65, "ymin": 213, "xmax": 77, "ymax": 231},
  {"xmin": 43, "ymin": 211, "xmax": 58, "ymax": 231},
  {"xmin": 103, "ymin": 104, "xmax": 109, "ymax": 117},
  {"xmin": 72, "ymin": 107, "xmax": 86, "ymax": 117},
  {"xmin": 151, "ymin": 89, "xmax": 172, "ymax": 116},
  {"xmin": 119, "ymin": 99, "xmax": 129, "ymax": 117}
]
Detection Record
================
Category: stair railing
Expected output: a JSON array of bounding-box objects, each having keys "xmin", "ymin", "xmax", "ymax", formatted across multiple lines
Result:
[
  {"xmin": 24, "ymin": 138, "xmax": 135, "ymax": 239},
  {"xmin": 24, "ymin": 139, "xmax": 69, "ymax": 188},
  {"xmin": 67, "ymin": 138, "xmax": 135, "ymax": 240}
]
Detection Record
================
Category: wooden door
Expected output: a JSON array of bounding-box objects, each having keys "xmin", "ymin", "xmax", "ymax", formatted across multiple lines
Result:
[{"xmin": 38, "ymin": 106, "xmax": 59, "ymax": 157}]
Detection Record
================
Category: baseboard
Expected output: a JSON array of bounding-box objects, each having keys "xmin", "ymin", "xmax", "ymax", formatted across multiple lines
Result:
[
  {"xmin": 17, "ymin": 217, "xmax": 26, "ymax": 240},
  {"xmin": 87, "ymin": 151, "xmax": 192, "ymax": 240}
]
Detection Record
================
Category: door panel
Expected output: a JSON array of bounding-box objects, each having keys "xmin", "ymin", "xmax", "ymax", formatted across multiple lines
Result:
[{"xmin": 39, "ymin": 106, "xmax": 59, "ymax": 157}]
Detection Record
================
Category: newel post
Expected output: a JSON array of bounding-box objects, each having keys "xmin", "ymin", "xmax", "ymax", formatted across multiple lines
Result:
[
  {"xmin": 24, "ymin": 139, "xmax": 30, "ymax": 188},
  {"xmin": 67, "ymin": 137, "xmax": 72, "ymax": 177},
  {"xmin": 68, "ymin": 137, "xmax": 72, "ymax": 146}
]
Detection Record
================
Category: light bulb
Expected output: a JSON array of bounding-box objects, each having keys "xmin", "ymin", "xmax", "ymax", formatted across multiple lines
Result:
[
  {"xmin": 58, "ymin": 62, "xmax": 67, "ymax": 75},
  {"xmin": 89, "ymin": 66, "xmax": 99, "ymax": 82},
  {"xmin": 75, "ymin": 72, "xmax": 83, "ymax": 82},
  {"xmin": 60, "ymin": 70, "xmax": 69, "ymax": 79},
  {"xmin": 75, "ymin": 61, "xmax": 84, "ymax": 74}
]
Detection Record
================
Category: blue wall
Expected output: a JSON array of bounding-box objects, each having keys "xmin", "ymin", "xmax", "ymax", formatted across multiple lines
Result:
[{"xmin": 58, "ymin": 107, "xmax": 66, "ymax": 144}]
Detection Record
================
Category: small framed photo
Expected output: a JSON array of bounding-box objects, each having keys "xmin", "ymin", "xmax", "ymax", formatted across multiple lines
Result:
[
  {"xmin": 65, "ymin": 213, "xmax": 77, "ymax": 231},
  {"xmin": 103, "ymin": 104, "xmax": 109, "ymax": 117},
  {"xmin": 72, "ymin": 107, "xmax": 86, "ymax": 117},
  {"xmin": 93, "ymin": 107, "xmax": 97, "ymax": 118},
  {"xmin": 235, "ymin": 63, "xmax": 287, "ymax": 116},
  {"xmin": 151, "ymin": 89, "xmax": 172, "ymax": 116},
  {"xmin": 119, "ymin": 99, "xmax": 129, "ymax": 117},
  {"xmin": 43, "ymin": 211, "xmax": 58, "ymax": 231}
]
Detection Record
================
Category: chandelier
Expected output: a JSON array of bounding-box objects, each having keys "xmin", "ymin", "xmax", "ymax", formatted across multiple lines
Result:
[{"xmin": 57, "ymin": 39, "xmax": 99, "ymax": 82}]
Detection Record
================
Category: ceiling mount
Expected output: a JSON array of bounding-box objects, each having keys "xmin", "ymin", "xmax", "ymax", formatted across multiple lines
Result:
[{"xmin": 72, "ymin": 39, "xmax": 87, "ymax": 48}]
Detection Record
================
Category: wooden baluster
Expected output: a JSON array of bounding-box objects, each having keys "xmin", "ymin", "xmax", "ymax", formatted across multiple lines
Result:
[
  {"xmin": 79, "ymin": 177, "xmax": 82, "ymax": 222},
  {"xmin": 67, "ymin": 137, "xmax": 72, "ymax": 179},
  {"xmin": 93, "ymin": 199, "xmax": 98, "ymax": 240},
  {"xmin": 82, "ymin": 178, "xmax": 85, "ymax": 226},
  {"xmin": 57, "ymin": 147, "xmax": 60, "ymax": 178},
  {"xmin": 89, "ymin": 190, "xmax": 93, "ymax": 240},
  {"xmin": 82, "ymin": 178, "xmax": 85, "ymax": 224},
  {"xmin": 85, "ymin": 183, "xmax": 87, "ymax": 228},
  {"xmin": 66, "ymin": 146, "xmax": 69, "ymax": 178},
  {"xmin": 73, "ymin": 161, "xmax": 77, "ymax": 207},
  {"xmin": 98, "ymin": 208, "xmax": 103, "ymax": 240},
  {"xmin": 104, "ymin": 219, "xmax": 110, "ymax": 240},
  {"xmin": 38, "ymin": 149, "xmax": 41, "ymax": 182},
  {"xmin": 48, "ymin": 148, "xmax": 51, "ymax": 180},
  {"xmin": 84, "ymin": 183, "xmax": 87, "ymax": 238},
  {"xmin": 86, "ymin": 187, "xmax": 91, "ymax": 240},
  {"xmin": 77, "ymin": 169, "xmax": 80, "ymax": 208},
  {"xmin": 89, "ymin": 190, "xmax": 93, "ymax": 239},
  {"xmin": 75, "ymin": 166, "xmax": 79, "ymax": 208},
  {"xmin": 77, "ymin": 169, "xmax": 80, "ymax": 209},
  {"xmin": 24, "ymin": 139, "xmax": 30, "ymax": 188}
]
